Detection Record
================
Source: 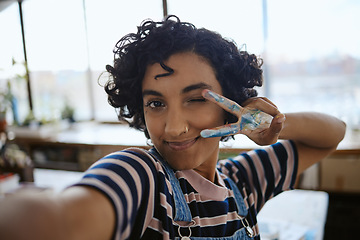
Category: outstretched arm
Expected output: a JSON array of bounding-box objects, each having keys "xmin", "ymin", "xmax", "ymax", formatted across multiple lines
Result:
[{"xmin": 0, "ymin": 186, "xmax": 115, "ymax": 240}]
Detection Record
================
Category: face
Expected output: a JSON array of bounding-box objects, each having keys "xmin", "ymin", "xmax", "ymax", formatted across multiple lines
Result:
[{"xmin": 142, "ymin": 52, "xmax": 225, "ymax": 180}]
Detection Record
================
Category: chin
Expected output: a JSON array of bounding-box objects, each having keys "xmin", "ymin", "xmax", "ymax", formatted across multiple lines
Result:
[{"xmin": 162, "ymin": 153, "xmax": 197, "ymax": 170}]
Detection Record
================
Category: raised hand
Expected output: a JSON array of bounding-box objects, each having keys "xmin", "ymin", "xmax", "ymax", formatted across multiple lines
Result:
[{"xmin": 200, "ymin": 89, "xmax": 286, "ymax": 145}]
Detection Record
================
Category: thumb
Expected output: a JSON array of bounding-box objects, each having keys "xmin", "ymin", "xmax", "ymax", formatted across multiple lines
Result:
[
  {"xmin": 258, "ymin": 113, "xmax": 285, "ymax": 145},
  {"xmin": 271, "ymin": 113, "xmax": 286, "ymax": 135}
]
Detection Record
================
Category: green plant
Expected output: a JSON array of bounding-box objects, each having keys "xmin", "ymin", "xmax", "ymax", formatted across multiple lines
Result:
[{"xmin": 0, "ymin": 81, "xmax": 13, "ymax": 119}]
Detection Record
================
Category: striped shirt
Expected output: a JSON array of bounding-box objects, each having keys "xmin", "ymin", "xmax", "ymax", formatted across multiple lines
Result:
[{"xmin": 74, "ymin": 140, "xmax": 298, "ymax": 239}]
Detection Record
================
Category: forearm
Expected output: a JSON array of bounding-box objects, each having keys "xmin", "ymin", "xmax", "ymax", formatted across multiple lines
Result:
[
  {"xmin": 0, "ymin": 192, "xmax": 66, "ymax": 240},
  {"xmin": 279, "ymin": 112, "xmax": 346, "ymax": 148},
  {"xmin": 0, "ymin": 187, "xmax": 115, "ymax": 240}
]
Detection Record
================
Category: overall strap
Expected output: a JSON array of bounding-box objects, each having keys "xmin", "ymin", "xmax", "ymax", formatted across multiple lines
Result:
[
  {"xmin": 226, "ymin": 177, "xmax": 255, "ymax": 237},
  {"xmin": 226, "ymin": 177, "xmax": 248, "ymax": 217},
  {"xmin": 149, "ymin": 148, "xmax": 193, "ymax": 222}
]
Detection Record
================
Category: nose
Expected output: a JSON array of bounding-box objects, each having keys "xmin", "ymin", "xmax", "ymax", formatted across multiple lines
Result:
[{"xmin": 164, "ymin": 107, "xmax": 188, "ymax": 137}]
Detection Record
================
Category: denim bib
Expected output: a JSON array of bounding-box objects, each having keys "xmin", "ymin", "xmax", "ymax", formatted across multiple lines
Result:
[{"xmin": 150, "ymin": 149, "xmax": 255, "ymax": 240}]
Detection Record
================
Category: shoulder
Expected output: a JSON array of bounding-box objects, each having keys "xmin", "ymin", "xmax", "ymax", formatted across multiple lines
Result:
[
  {"xmin": 100, "ymin": 147, "xmax": 155, "ymax": 163},
  {"xmin": 77, "ymin": 147, "xmax": 165, "ymax": 196},
  {"xmin": 74, "ymin": 147, "xmax": 168, "ymax": 239},
  {"xmin": 218, "ymin": 140, "xmax": 297, "ymax": 169},
  {"xmin": 90, "ymin": 147, "xmax": 160, "ymax": 173},
  {"xmin": 217, "ymin": 140, "xmax": 298, "ymax": 192},
  {"xmin": 218, "ymin": 140, "xmax": 298, "ymax": 212}
]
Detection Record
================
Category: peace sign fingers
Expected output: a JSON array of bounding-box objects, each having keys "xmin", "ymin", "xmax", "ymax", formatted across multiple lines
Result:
[
  {"xmin": 200, "ymin": 89, "xmax": 274, "ymax": 139},
  {"xmin": 202, "ymin": 89, "xmax": 243, "ymax": 115}
]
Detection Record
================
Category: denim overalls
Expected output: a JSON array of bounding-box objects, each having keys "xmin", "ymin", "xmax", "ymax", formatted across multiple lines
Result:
[{"xmin": 150, "ymin": 149, "xmax": 255, "ymax": 240}]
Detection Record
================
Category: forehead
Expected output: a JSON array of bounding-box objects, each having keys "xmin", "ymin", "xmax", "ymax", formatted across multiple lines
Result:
[{"xmin": 142, "ymin": 52, "xmax": 222, "ymax": 94}]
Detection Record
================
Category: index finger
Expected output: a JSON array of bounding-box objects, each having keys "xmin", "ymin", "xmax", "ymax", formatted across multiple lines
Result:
[
  {"xmin": 202, "ymin": 89, "xmax": 243, "ymax": 114},
  {"xmin": 200, "ymin": 123, "xmax": 239, "ymax": 138}
]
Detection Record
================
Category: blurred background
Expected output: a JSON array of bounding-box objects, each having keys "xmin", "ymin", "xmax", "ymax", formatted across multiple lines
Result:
[{"xmin": 0, "ymin": 1, "xmax": 359, "ymax": 239}]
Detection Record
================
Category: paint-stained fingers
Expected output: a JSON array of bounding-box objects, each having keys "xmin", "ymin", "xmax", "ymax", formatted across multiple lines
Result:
[
  {"xmin": 242, "ymin": 96, "xmax": 277, "ymax": 108},
  {"xmin": 239, "ymin": 108, "xmax": 273, "ymax": 131},
  {"xmin": 247, "ymin": 113, "xmax": 286, "ymax": 145},
  {"xmin": 202, "ymin": 89, "xmax": 243, "ymax": 115},
  {"xmin": 200, "ymin": 123, "xmax": 240, "ymax": 138},
  {"xmin": 241, "ymin": 97, "xmax": 280, "ymax": 117}
]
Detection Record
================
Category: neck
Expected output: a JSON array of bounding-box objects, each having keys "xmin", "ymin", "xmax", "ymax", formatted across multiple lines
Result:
[{"xmin": 193, "ymin": 165, "xmax": 217, "ymax": 183}]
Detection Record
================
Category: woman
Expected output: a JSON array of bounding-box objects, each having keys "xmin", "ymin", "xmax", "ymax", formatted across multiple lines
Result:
[{"xmin": 0, "ymin": 15, "xmax": 345, "ymax": 240}]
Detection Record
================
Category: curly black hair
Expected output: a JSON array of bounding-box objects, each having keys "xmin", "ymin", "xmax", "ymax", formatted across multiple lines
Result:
[{"xmin": 105, "ymin": 15, "xmax": 263, "ymax": 140}]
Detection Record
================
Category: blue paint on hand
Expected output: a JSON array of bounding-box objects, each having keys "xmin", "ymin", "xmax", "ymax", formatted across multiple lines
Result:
[
  {"xmin": 240, "ymin": 108, "xmax": 273, "ymax": 130},
  {"xmin": 201, "ymin": 108, "xmax": 273, "ymax": 138},
  {"xmin": 200, "ymin": 125, "xmax": 238, "ymax": 138},
  {"xmin": 204, "ymin": 90, "xmax": 241, "ymax": 112}
]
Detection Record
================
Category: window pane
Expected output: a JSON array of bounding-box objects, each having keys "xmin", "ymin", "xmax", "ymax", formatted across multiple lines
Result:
[
  {"xmin": 266, "ymin": 0, "xmax": 360, "ymax": 129},
  {"xmin": 167, "ymin": 0, "xmax": 265, "ymax": 96},
  {"xmin": 85, "ymin": 0, "xmax": 163, "ymax": 121},
  {"xmin": 168, "ymin": 0, "xmax": 360, "ymax": 130},
  {"xmin": 0, "ymin": 3, "xmax": 28, "ymax": 124},
  {"xmin": 22, "ymin": 0, "xmax": 91, "ymax": 121},
  {"xmin": 168, "ymin": 0, "xmax": 264, "ymax": 54}
]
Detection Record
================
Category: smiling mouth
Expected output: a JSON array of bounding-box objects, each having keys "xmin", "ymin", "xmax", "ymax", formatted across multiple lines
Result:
[{"xmin": 166, "ymin": 137, "xmax": 199, "ymax": 151}]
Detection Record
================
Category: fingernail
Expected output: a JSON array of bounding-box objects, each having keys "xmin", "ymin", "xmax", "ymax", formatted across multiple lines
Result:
[
  {"xmin": 203, "ymin": 89, "xmax": 215, "ymax": 98},
  {"xmin": 204, "ymin": 90, "xmax": 224, "ymax": 103},
  {"xmin": 201, "ymin": 126, "xmax": 237, "ymax": 138},
  {"xmin": 200, "ymin": 129, "xmax": 218, "ymax": 138},
  {"xmin": 276, "ymin": 114, "xmax": 286, "ymax": 123}
]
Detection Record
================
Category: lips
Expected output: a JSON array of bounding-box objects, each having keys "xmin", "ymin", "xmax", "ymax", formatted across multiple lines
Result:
[{"xmin": 166, "ymin": 137, "xmax": 199, "ymax": 151}]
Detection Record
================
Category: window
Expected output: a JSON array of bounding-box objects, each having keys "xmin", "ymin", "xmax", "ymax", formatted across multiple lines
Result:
[
  {"xmin": 266, "ymin": 0, "xmax": 360, "ymax": 130},
  {"xmin": 23, "ymin": 0, "xmax": 90, "ymax": 121},
  {"xmin": 0, "ymin": 0, "xmax": 359, "ymax": 130},
  {"xmin": 168, "ymin": 0, "xmax": 360, "ymax": 130},
  {"xmin": 83, "ymin": 0, "xmax": 163, "ymax": 121},
  {"xmin": 0, "ymin": 0, "xmax": 163, "ymax": 124}
]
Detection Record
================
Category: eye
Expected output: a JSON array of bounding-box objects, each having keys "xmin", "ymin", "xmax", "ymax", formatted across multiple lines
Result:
[
  {"xmin": 188, "ymin": 97, "xmax": 207, "ymax": 103},
  {"xmin": 145, "ymin": 100, "xmax": 165, "ymax": 109}
]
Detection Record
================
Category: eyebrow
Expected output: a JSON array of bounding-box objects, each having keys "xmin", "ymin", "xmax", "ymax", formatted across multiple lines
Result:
[
  {"xmin": 142, "ymin": 89, "xmax": 162, "ymax": 97},
  {"xmin": 142, "ymin": 82, "xmax": 213, "ymax": 98},
  {"xmin": 182, "ymin": 82, "xmax": 213, "ymax": 94}
]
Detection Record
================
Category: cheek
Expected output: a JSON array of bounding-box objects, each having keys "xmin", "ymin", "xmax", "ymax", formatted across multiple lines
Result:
[
  {"xmin": 144, "ymin": 112, "xmax": 163, "ymax": 138},
  {"xmin": 189, "ymin": 107, "xmax": 225, "ymax": 129}
]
